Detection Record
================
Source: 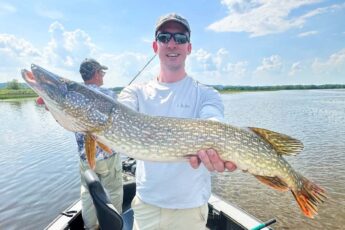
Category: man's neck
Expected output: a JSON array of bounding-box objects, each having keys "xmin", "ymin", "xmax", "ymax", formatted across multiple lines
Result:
[{"xmin": 158, "ymin": 69, "xmax": 187, "ymax": 83}]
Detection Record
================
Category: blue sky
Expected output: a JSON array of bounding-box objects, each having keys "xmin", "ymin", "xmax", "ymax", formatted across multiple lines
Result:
[{"xmin": 1, "ymin": 0, "xmax": 344, "ymax": 87}]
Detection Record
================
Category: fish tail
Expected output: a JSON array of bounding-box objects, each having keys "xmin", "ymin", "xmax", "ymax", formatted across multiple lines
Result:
[{"xmin": 291, "ymin": 175, "xmax": 327, "ymax": 218}]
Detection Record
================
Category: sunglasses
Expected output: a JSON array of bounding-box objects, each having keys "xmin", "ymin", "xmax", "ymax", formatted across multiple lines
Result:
[{"xmin": 156, "ymin": 32, "xmax": 190, "ymax": 44}]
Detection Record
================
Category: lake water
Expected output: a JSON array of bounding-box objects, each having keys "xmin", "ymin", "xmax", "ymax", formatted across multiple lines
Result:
[{"xmin": 0, "ymin": 90, "xmax": 344, "ymax": 229}]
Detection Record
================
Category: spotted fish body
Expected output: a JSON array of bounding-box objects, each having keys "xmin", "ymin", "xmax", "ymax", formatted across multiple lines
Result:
[{"xmin": 22, "ymin": 64, "xmax": 326, "ymax": 218}]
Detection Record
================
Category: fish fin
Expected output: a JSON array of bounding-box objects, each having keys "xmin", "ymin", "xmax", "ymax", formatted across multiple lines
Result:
[
  {"xmin": 85, "ymin": 134, "xmax": 96, "ymax": 170},
  {"xmin": 97, "ymin": 142, "xmax": 112, "ymax": 154},
  {"xmin": 254, "ymin": 175, "xmax": 289, "ymax": 191},
  {"xmin": 291, "ymin": 175, "xmax": 327, "ymax": 218},
  {"xmin": 248, "ymin": 127, "xmax": 304, "ymax": 156}
]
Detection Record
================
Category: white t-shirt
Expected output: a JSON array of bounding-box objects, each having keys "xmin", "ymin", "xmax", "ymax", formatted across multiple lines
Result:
[{"xmin": 118, "ymin": 76, "xmax": 224, "ymax": 209}]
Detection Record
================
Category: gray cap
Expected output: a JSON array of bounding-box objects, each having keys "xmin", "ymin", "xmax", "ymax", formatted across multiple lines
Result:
[
  {"xmin": 79, "ymin": 58, "xmax": 108, "ymax": 76},
  {"xmin": 155, "ymin": 13, "xmax": 191, "ymax": 36}
]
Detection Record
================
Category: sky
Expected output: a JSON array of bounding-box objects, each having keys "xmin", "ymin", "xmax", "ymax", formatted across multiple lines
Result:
[{"xmin": 0, "ymin": 0, "xmax": 344, "ymax": 87}]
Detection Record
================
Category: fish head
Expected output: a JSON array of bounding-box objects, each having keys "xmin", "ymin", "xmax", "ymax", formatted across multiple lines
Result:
[{"xmin": 21, "ymin": 64, "xmax": 114, "ymax": 133}]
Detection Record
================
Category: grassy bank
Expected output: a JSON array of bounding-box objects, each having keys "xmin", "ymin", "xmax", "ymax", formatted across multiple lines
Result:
[{"xmin": 0, "ymin": 88, "xmax": 37, "ymax": 100}]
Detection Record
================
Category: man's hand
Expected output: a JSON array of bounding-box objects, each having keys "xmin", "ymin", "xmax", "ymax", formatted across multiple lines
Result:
[{"xmin": 189, "ymin": 149, "xmax": 237, "ymax": 172}]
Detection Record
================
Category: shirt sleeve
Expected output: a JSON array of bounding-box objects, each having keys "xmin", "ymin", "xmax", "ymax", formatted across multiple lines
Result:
[
  {"xmin": 199, "ymin": 87, "xmax": 225, "ymax": 122},
  {"xmin": 117, "ymin": 85, "xmax": 139, "ymax": 111}
]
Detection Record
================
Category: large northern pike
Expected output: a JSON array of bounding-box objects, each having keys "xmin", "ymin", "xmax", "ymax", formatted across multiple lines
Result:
[{"xmin": 22, "ymin": 64, "xmax": 326, "ymax": 218}]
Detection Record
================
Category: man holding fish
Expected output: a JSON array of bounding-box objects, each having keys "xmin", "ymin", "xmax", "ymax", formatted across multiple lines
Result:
[{"xmin": 117, "ymin": 13, "xmax": 237, "ymax": 230}]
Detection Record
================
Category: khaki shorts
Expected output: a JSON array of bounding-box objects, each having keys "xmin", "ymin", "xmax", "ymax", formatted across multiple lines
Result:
[
  {"xmin": 132, "ymin": 195, "xmax": 208, "ymax": 230},
  {"xmin": 80, "ymin": 154, "xmax": 123, "ymax": 230}
]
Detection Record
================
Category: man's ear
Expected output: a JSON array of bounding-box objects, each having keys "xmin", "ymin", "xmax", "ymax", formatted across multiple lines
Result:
[{"xmin": 153, "ymin": 41, "xmax": 158, "ymax": 53}]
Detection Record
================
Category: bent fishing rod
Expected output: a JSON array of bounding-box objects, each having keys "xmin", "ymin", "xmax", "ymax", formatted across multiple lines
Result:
[{"xmin": 127, "ymin": 54, "xmax": 156, "ymax": 86}]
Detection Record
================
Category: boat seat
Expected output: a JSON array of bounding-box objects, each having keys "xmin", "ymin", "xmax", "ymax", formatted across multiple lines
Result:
[
  {"xmin": 122, "ymin": 180, "xmax": 136, "ymax": 230},
  {"xmin": 84, "ymin": 169, "xmax": 123, "ymax": 230},
  {"xmin": 122, "ymin": 180, "xmax": 136, "ymax": 212}
]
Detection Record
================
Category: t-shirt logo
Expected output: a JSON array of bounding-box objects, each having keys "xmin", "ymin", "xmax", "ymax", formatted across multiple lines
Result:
[{"xmin": 177, "ymin": 103, "xmax": 190, "ymax": 108}]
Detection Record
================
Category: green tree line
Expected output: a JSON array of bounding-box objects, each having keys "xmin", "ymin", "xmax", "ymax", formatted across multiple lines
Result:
[
  {"xmin": 1, "ymin": 78, "xmax": 345, "ymax": 100},
  {"xmin": 7, "ymin": 79, "xmax": 22, "ymax": 90},
  {"xmin": 0, "ymin": 79, "xmax": 37, "ymax": 99},
  {"xmin": 213, "ymin": 84, "xmax": 345, "ymax": 92}
]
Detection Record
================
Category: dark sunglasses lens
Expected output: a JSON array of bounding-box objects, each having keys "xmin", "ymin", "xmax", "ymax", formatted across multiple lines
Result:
[
  {"xmin": 174, "ymin": 34, "xmax": 189, "ymax": 44},
  {"xmin": 157, "ymin": 33, "xmax": 172, "ymax": 43}
]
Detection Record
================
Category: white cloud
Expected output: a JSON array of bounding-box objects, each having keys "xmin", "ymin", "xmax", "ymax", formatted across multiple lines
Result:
[
  {"xmin": 289, "ymin": 62, "xmax": 302, "ymax": 76},
  {"xmin": 0, "ymin": 34, "xmax": 41, "ymax": 80},
  {"xmin": 297, "ymin": 30, "xmax": 318, "ymax": 37},
  {"xmin": 0, "ymin": 21, "xmax": 157, "ymax": 86},
  {"xmin": 255, "ymin": 55, "xmax": 282, "ymax": 74},
  {"xmin": 42, "ymin": 21, "xmax": 97, "ymax": 69},
  {"xmin": 312, "ymin": 48, "xmax": 345, "ymax": 76},
  {"xmin": 0, "ymin": 34, "xmax": 40, "ymax": 58},
  {"xmin": 186, "ymin": 48, "xmax": 249, "ymax": 85},
  {"xmin": 301, "ymin": 2, "xmax": 345, "ymax": 18},
  {"xmin": 99, "ymin": 52, "xmax": 156, "ymax": 86},
  {"xmin": 1, "ymin": 19, "xmax": 343, "ymax": 87},
  {"xmin": 225, "ymin": 61, "xmax": 248, "ymax": 78},
  {"xmin": 0, "ymin": 22, "xmax": 92, "ymax": 82},
  {"xmin": 188, "ymin": 48, "xmax": 217, "ymax": 72},
  {"xmin": 208, "ymin": 0, "xmax": 343, "ymax": 37}
]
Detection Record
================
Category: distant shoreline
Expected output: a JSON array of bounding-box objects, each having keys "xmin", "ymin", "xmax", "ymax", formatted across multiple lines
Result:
[
  {"xmin": 211, "ymin": 84, "xmax": 345, "ymax": 92},
  {"xmin": 0, "ymin": 89, "xmax": 37, "ymax": 100},
  {"xmin": 1, "ymin": 84, "xmax": 344, "ymax": 100}
]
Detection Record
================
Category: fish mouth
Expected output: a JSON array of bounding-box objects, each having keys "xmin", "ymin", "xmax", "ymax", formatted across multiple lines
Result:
[
  {"xmin": 21, "ymin": 67, "xmax": 42, "ymax": 95},
  {"xmin": 21, "ymin": 64, "xmax": 68, "ymax": 104},
  {"xmin": 30, "ymin": 64, "xmax": 64, "ymax": 88},
  {"xmin": 21, "ymin": 68, "xmax": 36, "ymax": 85}
]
